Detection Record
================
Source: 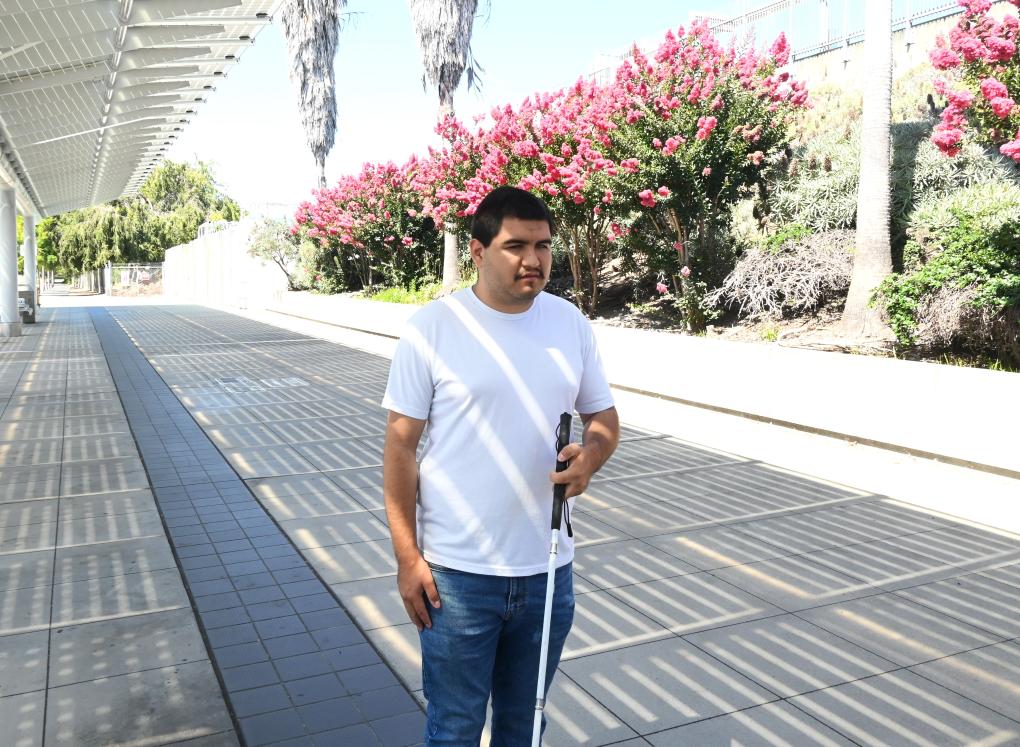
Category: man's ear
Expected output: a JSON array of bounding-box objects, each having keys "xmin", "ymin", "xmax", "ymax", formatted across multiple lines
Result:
[{"xmin": 469, "ymin": 238, "xmax": 485, "ymax": 269}]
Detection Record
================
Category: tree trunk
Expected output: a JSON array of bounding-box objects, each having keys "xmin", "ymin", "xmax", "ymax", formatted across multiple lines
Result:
[
  {"xmin": 441, "ymin": 230, "xmax": 460, "ymax": 293},
  {"xmin": 439, "ymin": 95, "xmax": 461, "ymax": 294},
  {"xmin": 840, "ymin": 0, "xmax": 894, "ymax": 342},
  {"xmin": 318, "ymin": 159, "xmax": 327, "ymax": 190}
]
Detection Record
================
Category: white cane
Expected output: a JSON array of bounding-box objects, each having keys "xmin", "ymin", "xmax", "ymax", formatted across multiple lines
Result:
[{"xmin": 532, "ymin": 412, "xmax": 573, "ymax": 746}]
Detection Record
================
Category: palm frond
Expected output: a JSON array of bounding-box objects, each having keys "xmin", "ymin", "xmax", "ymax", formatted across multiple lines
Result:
[
  {"xmin": 407, "ymin": 0, "xmax": 480, "ymax": 116},
  {"xmin": 279, "ymin": 0, "xmax": 347, "ymax": 184}
]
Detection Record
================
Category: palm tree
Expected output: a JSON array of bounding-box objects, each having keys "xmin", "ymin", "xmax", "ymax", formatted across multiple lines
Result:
[
  {"xmin": 280, "ymin": 0, "xmax": 346, "ymax": 189},
  {"xmin": 839, "ymin": 0, "xmax": 894, "ymax": 343},
  {"xmin": 408, "ymin": 0, "xmax": 481, "ymax": 293}
]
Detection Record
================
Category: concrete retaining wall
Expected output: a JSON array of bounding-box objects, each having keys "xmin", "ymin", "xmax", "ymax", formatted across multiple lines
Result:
[{"xmin": 164, "ymin": 220, "xmax": 288, "ymax": 309}]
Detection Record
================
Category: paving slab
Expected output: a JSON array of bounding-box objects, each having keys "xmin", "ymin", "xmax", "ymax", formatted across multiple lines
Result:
[
  {"xmin": 645, "ymin": 701, "xmax": 855, "ymax": 746},
  {"xmin": 642, "ymin": 525, "xmax": 792, "ymax": 570},
  {"xmin": 0, "ymin": 629, "xmax": 49, "ymax": 697},
  {"xmin": 560, "ymin": 636, "xmax": 776, "ymax": 735},
  {"xmin": 789, "ymin": 670, "xmax": 1020, "ymax": 746},
  {"xmin": 0, "ymin": 689, "xmax": 45, "ymax": 747},
  {"xmin": 710, "ymin": 554, "xmax": 874, "ymax": 612},
  {"xmin": 44, "ymin": 661, "xmax": 234, "ymax": 746},
  {"xmin": 895, "ymin": 573, "xmax": 1020, "ymax": 639},
  {"xmin": 910, "ymin": 640, "xmax": 1020, "ymax": 720},
  {"xmin": 796, "ymin": 592, "xmax": 1005, "ymax": 666},
  {"xmin": 48, "ymin": 607, "xmax": 208, "ymax": 687},
  {"xmin": 684, "ymin": 613, "xmax": 897, "ymax": 697},
  {"xmin": 542, "ymin": 674, "xmax": 640, "ymax": 746},
  {"xmin": 572, "ymin": 538, "xmax": 699, "ymax": 591}
]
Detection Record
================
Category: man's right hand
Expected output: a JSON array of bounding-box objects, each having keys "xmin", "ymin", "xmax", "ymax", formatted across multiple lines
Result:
[{"xmin": 398, "ymin": 555, "xmax": 441, "ymax": 632}]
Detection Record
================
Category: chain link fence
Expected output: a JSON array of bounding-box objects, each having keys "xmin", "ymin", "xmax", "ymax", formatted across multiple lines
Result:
[{"xmin": 109, "ymin": 263, "xmax": 163, "ymax": 296}]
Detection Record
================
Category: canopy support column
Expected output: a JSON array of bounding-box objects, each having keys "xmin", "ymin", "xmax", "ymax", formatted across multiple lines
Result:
[{"xmin": 0, "ymin": 186, "xmax": 21, "ymax": 337}]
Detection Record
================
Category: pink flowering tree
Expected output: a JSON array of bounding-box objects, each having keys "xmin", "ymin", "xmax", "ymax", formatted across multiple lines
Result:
[
  {"xmin": 419, "ymin": 23, "xmax": 807, "ymax": 321},
  {"xmin": 493, "ymin": 83, "xmax": 637, "ymax": 315},
  {"xmin": 293, "ymin": 160, "xmax": 441, "ymax": 292},
  {"xmin": 930, "ymin": 0, "xmax": 1020, "ymax": 160},
  {"xmin": 290, "ymin": 21, "xmax": 806, "ymax": 326},
  {"xmin": 610, "ymin": 24, "xmax": 808, "ymax": 330}
]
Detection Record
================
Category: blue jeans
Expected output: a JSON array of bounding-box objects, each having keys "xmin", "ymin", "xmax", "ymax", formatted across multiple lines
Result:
[{"xmin": 419, "ymin": 562, "xmax": 575, "ymax": 746}]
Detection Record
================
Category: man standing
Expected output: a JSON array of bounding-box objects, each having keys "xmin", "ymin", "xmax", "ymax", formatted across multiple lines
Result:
[{"xmin": 382, "ymin": 186, "xmax": 619, "ymax": 745}]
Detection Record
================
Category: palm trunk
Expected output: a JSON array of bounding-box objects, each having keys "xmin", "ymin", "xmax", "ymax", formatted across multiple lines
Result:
[{"xmin": 840, "ymin": 0, "xmax": 894, "ymax": 342}]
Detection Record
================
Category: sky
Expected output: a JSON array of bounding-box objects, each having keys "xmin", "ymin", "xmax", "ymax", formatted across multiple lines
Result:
[{"xmin": 164, "ymin": 0, "xmax": 927, "ymax": 218}]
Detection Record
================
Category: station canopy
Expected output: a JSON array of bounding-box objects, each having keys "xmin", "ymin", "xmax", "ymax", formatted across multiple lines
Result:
[{"xmin": 0, "ymin": 0, "xmax": 280, "ymax": 218}]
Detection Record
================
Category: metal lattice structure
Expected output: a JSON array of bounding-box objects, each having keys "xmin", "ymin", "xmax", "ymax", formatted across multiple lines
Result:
[{"xmin": 0, "ymin": 0, "xmax": 284, "ymax": 219}]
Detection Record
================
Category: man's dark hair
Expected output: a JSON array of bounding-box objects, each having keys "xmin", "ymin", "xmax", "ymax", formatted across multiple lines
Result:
[{"xmin": 470, "ymin": 186, "xmax": 555, "ymax": 247}]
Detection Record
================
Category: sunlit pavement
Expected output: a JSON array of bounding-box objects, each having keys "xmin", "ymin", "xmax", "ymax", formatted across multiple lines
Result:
[{"xmin": 3, "ymin": 294, "xmax": 1020, "ymax": 746}]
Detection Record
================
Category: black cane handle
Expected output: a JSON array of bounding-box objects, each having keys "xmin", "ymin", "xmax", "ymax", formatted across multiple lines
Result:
[{"xmin": 551, "ymin": 412, "xmax": 572, "ymax": 531}]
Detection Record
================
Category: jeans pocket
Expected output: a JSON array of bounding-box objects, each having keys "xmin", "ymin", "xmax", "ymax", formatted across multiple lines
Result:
[{"xmin": 426, "ymin": 561, "xmax": 466, "ymax": 574}]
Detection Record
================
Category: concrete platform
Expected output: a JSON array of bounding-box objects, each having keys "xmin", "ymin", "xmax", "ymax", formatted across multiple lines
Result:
[{"xmin": 4, "ymin": 296, "xmax": 1020, "ymax": 746}]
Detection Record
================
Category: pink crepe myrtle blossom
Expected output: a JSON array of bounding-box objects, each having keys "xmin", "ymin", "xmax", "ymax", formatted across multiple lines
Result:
[
  {"xmin": 930, "ymin": 48, "xmax": 961, "ymax": 69},
  {"xmin": 662, "ymin": 136, "xmax": 684, "ymax": 156},
  {"xmin": 990, "ymin": 96, "xmax": 1016, "ymax": 118},
  {"xmin": 769, "ymin": 33, "xmax": 790, "ymax": 66},
  {"xmin": 702, "ymin": 166, "xmax": 712, "ymax": 176},
  {"xmin": 986, "ymin": 35, "xmax": 1016, "ymax": 61},
  {"xmin": 932, "ymin": 125, "xmax": 966, "ymax": 156},
  {"xmin": 638, "ymin": 189, "xmax": 657, "ymax": 208},
  {"xmin": 656, "ymin": 282, "xmax": 669, "ymax": 294},
  {"xmin": 930, "ymin": 0, "xmax": 1020, "ymax": 157},
  {"xmin": 748, "ymin": 151, "xmax": 765, "ymax": 165},
  {"xmin": 980, "ymin": 78, "xmax": 1009, "ymax": 101},
  {"xmin": 948, "ymin": 89, "xmax": 975, "ymax": 110},
  {"xmin": 680, "ymin": 265, "xmax": 691, "ymax": 278},
  {"xmin": 672, "ymin": 241, "xmax": 684, "ymax": 253},
  {"xmin": 1000, "ymin": 134, "xmax": 1020, "ymax": 161},
  {"xmin": 657, "ymin": 186, "xmax": 671, "ymax": 198},
  {"xmin": 696, "ymin": 115, "xmax": 718, "ymax": 140},
  {"xmin": 961, "ymin": 0, "xmax": 992, "ymax": 12}
]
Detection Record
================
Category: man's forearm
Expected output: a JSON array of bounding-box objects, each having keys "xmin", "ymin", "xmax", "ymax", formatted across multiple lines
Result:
[
  {"xmin": 581, "ymin": 407, "xmax": 620, "ymax": 474},
  {"xmin": 383, "ymin": 446, "xmax": 421, "ymax": 566}
]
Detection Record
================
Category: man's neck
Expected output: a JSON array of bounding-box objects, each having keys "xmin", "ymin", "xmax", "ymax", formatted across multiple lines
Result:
[{"xmin": 470, "ymin": 284, "xmax": 535, "ymax": 314}]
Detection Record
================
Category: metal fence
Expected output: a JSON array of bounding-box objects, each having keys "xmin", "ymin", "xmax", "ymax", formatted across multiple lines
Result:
[{"xmin": 109, "ymin": 263, "xmax": 163, "ymax": 296}]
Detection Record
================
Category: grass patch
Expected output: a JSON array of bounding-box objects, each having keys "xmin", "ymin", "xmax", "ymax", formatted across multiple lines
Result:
[{"xmin": 364, "ymin": 274, "xmax": 477, "ymax": 305}]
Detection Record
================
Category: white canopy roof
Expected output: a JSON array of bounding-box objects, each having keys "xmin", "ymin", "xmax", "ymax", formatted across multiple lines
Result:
[{"xmin": 0, "ymin": 0, "xmax": 282, "ymax": 218}]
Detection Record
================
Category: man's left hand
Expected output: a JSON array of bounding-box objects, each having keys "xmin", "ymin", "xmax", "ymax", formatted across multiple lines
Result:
[
  {"xmin": 549, "ymin": 443, "xmax": 600, "ymax": 499},
  {"xmin": 550, "ymin": 407, "xmax": 620, "ymax": 500}
]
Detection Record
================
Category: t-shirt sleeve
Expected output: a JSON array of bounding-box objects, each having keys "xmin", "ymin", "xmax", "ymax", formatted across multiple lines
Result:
[
  {"xmin": 381, "ymin": 321, "xmax": 434, "ymax": 420},
  {"xmin": 574, "ymin": 318, "xmax": 615, "ymax": 415}
]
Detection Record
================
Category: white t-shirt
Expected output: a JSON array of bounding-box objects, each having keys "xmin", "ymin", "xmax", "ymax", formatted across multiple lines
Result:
[{"xmin": 382, "ymin": 287, "xmax": 615, "ymax": 576}]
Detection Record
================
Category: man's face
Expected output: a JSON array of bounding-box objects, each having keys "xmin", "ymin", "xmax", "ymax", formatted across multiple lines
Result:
[{"xmin": 470, "ymin": 217, "xmax": 553, "ymax": 313}]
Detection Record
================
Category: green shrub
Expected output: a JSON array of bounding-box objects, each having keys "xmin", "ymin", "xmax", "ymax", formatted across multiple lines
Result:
[
  {"xmin": 768, "ymin": 121, "xmax": 1019, "ymax": 263},
  {"xmin": 878, "ymin": 183, "xmax": 1020, "ymax": 365}
]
